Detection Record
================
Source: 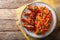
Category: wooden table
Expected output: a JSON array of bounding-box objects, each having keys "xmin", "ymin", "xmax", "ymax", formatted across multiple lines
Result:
[{"xmin": 0, "ymin": 0, "xmax": 60, "ymax": 40}]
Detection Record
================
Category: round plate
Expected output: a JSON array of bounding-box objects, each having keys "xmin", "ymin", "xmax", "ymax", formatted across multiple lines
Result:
[{"xmin": 20, "ymin": 2, "xmax": 57, "ymax": 38}]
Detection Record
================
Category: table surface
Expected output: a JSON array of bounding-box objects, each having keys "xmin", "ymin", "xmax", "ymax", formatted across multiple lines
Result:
[{"xmin": 0, "ymin": 0, "xmax": 60, "ymax": 40}]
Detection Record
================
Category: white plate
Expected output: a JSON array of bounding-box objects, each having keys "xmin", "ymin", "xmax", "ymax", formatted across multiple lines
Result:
[{"xmin": 20, "ymin": 2, "xmax": 57, "ymax": 38}]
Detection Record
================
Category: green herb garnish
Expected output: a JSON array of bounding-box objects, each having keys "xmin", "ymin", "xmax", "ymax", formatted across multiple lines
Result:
[
  {"xmin": 26, "ymin": 14, "xmax": 29, "ymax": 18},
  {"xmin": 42, "ymin": 26, "xmax": 45, "ymax": 29},
  {"xmin": 36, "ymin": 18, "xmax": 39, "ymax": 22},
  {"xmin": 37, "ymin": 31, "xmax": 41, "ymax": 35}
]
